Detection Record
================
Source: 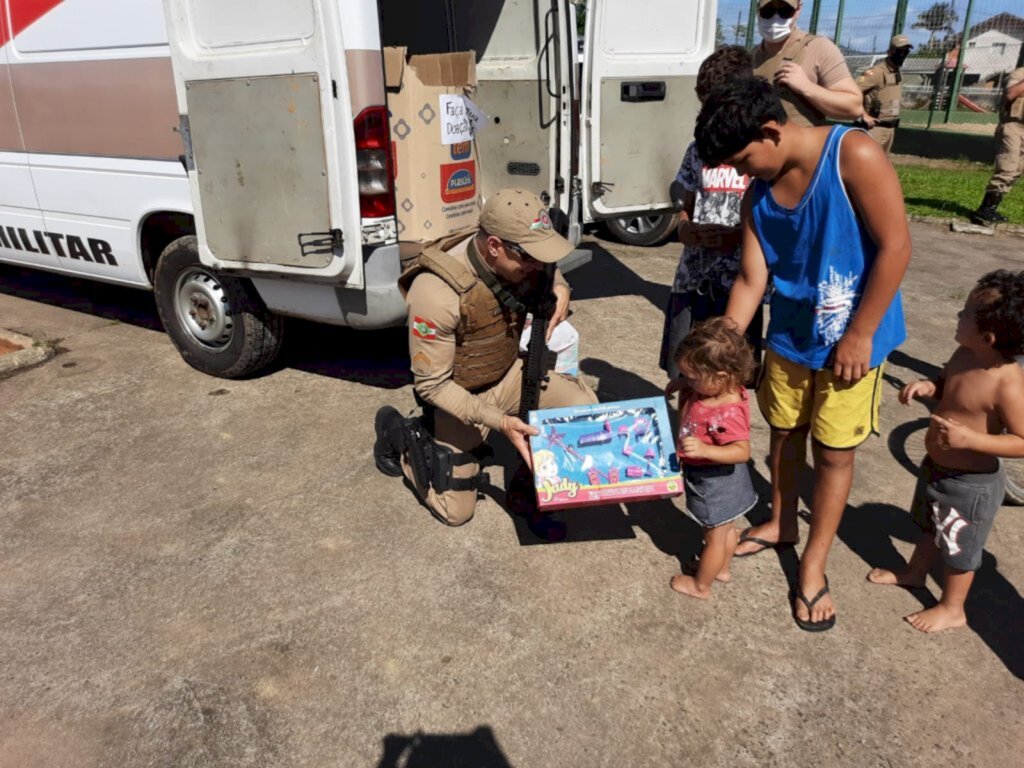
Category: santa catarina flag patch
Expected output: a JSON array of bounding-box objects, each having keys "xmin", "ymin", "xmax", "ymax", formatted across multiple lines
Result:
[{"xmin": 411, "ymin": 316, "xmax": 438, "ymax": 340}]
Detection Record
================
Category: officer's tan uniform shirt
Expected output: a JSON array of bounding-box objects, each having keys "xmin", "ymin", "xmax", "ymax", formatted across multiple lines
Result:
[
  {"xmin": 405, "ymin": 234, "xmax": 568, "ymax": 432},
  {"xmin": 857, "ymin": 59, "xmax": 902, "ymax": 122},
  {"xmin": 752, "ymin": 29, "xmax": 853, "ymax": 127},
  {"xmin": 1001, "ymin": 68, "xmax": 1024, "ymax": 123},
  {"xmin": 986, "ymin": 67, "xmax": 1024, "ymax": 196}
]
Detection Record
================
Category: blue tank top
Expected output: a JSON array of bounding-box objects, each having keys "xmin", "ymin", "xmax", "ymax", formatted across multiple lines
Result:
[{"xmin": 751, "ymin": 125, "xmax": 905, "ymax": 370}]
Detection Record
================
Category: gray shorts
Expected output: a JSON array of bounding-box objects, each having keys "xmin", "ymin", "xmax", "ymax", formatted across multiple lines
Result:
[
  {"xmin": 911, "ymin": 456, "xmax": 1005, "ymax": 572},
  {"xmin": 683, "ymin": 462, "xmax": 758, "ymax": 529}
]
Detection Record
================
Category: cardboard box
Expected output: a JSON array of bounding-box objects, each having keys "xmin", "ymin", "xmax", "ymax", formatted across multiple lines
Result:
[
  {"xmin": 528, "ymin": 398, "xmax": 683, "ymax": 511},
  {"xmin": 383, "ymin": 47, "xmax": 482, "ymax": 242}
]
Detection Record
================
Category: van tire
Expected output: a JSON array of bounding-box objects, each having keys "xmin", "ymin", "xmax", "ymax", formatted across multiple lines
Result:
[
  {"xmin": 604, "ymin": 212, "xmax": 677, "ymax": 247},
  {"xmin": 153, "ymin": 236, "xmax": 284, "ymax": 378}
]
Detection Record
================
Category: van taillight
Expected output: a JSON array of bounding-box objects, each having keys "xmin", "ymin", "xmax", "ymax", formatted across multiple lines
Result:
[{"xmin": 354, "ymin": 106, "xmax": 395, "ymax": 218}]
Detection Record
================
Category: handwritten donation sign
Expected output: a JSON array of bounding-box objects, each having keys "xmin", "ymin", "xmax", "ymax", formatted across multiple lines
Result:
[{"xmin": 439, "ymin": 95, "xmax": 488, "ymax": 145}]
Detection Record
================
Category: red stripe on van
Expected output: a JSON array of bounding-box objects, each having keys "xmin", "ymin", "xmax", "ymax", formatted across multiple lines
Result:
[{"xmin": 2, "ymin": 0, "xmax": 66, "ymax": 47}]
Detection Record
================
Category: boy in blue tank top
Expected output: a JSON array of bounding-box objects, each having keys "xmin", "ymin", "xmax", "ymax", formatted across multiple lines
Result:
[{"xmin": 694, "ymin": 76, "xmax": 911, "ymax": 632}]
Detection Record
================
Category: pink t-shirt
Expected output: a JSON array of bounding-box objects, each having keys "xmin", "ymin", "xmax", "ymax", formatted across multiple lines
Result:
[{"xmin": 678, "ymin": 388, "xmax": 751, "ymax": 466}]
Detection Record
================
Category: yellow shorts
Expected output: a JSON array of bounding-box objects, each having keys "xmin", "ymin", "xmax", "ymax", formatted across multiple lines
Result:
[{"xmin": 756, "ymin": 349, "xmax": 885, "ymax": 450}]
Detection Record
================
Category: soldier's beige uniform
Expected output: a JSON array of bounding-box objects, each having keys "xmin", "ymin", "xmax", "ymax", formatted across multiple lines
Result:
[
  {"xmin": 986, "ymin": 67, "xmax": 1024, "ymax": 196},
  {"xmin": 399, "ymin": 233, "xmax": 596, "ymax": 526},
  {"xmin": 752, "ymin": 29, "xmax": 853, "ymax": 127},
  {"xmin": 857, "ymin": 59, "xmax": 903, "ymax": 153}
]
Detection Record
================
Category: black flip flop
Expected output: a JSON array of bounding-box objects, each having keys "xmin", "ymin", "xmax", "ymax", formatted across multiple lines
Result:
[
  {"xmin": 734, "ymin": 527, "xmax": 795, "ymax": 558},
  {"xmin": 793, "ymin": 577, "xmax": 837, "ymax": 633}
]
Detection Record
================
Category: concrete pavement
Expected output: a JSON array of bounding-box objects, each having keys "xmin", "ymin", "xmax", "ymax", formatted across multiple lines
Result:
[{"xmin": 1, "ymin": 221, "xmax": 1022, "ymax": 767}]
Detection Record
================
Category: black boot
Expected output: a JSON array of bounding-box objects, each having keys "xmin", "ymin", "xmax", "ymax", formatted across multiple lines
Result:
[
  {"xmin": 373, "ymin": 406, "xmax": 406, "ymax": 477},
  {"xmin": 970, "ymin": 191, "xmax": 1008, "ymax": 225}
]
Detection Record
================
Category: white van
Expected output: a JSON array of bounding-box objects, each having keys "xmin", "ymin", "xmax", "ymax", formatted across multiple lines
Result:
[{"xmin": 0, "ymin": 0, "xmax": 715, "ymax": 377}]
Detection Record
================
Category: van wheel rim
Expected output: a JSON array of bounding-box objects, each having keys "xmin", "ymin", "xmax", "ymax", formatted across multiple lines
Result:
[
  {"xmin": 619, "ymin": 215, "xmax": 662, "ymax": 235},
  {"xmin": 174, "ymin": 268, "xmax": 234, "ymax": 348}
]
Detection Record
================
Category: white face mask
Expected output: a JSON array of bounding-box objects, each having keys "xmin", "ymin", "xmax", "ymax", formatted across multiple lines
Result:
[{"xmin": 759, "ymin": 15, "xmax": 795, "ymax": 43}]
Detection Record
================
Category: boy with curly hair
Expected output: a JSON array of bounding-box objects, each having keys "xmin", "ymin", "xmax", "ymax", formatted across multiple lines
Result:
[{"xmin": 869, "ymin": 270, "xmax": 1024, "ymax": 632}]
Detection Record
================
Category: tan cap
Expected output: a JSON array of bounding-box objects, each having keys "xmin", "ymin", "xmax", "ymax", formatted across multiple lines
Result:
[
  {"xmin": 890, "ymin": 34, "xmax": 912, "ymax": 49},
  {"xmin": 479, "ymin": 188, "xmax": 573, "ymax": 264},
  {"xmin": 758, "ymin": 0, "xmax": 798, "ymax": 9}
]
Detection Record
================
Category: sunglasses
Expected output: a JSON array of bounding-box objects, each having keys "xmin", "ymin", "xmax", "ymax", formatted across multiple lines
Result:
[
  {"xmin": 502, "ymin": 240, "xmax": 540, "ymax": 265},
  {"xmin": 759, "ymin": 3, "xmax": 797, "ymax": 19}
]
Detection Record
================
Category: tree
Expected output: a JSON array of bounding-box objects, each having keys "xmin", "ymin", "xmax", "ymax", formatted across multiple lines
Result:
[
  {"xmin": 911, "ymin": 2, "xmax": 959, "ymax": 52},
  {"xmin": 576, "ymin": 1, "xmax": 586, "ymax": 37},
  {"xmin": 715, "ymin": 17, "xmax": 725, "ymax": 48}
]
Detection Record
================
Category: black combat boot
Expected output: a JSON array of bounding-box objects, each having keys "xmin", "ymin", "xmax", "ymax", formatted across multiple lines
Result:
[
  {"xmin": 373, "ymin": 406, "xmax": 406, "ymax": 477},
  {"xmin": 970, "ymin": 191, "xmax": 1008, "ymax": 226}
]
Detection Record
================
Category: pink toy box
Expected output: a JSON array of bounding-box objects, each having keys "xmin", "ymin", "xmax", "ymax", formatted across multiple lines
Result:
[{"xmin": 528, "ymin": 397, "xmax": 682, "ymax": 510}]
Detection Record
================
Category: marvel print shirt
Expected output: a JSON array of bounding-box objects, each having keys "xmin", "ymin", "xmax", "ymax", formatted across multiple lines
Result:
[{"xmin": 672, "ymin": 142, "xmax": 750, "ymax": 295}]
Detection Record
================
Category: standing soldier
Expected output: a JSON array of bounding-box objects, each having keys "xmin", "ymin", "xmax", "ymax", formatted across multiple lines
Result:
[
  {"xmin": 751, "ymin": 0, "xmax": 862, "ymax": 127},
  {"xmin": 857, "ymin": 35, "xmax": 913, "ymax": 154},
  {"xmin": 971, "ymin": 66, "xmax": 1024, "ymax": 226}
]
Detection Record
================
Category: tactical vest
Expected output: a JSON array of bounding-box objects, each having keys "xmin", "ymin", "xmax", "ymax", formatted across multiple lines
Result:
[
  {"xmin": 867, "ymin": 61, "xmax": 902, "ymax": 121},
  {"xmin": 399, "ymin": 235, "xmax": 527, "ymax": 391},
  {"xmin": 753, "ymin": 32, "xmax": 823, "ymax": 127}
]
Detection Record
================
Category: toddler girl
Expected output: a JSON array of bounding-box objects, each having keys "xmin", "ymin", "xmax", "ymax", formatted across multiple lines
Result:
[{"xmin": 670, "ymin": 317, "xmax": 758, "ymax": 599}]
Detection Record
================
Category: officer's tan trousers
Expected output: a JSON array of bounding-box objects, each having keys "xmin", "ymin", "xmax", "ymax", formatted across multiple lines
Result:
[
  {"xmin": 868, "ymin": 125, "xmax": 895, "ymax": 154},
  {"xmin": 985, "ymin": 120, "xmax": 1024, "ymax": 196},
  {"xmin": 402, "ymin": 359, "xmax": 597, "ymax": 526}
]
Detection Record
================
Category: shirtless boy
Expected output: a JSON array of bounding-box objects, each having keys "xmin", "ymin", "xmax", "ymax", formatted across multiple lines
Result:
[{"xmin": 869, "ymin": 270, "xmax": 1024, "ymax": 632}]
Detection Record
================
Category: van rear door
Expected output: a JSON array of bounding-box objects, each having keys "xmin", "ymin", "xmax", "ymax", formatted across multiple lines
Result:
[
  {"xmin": 0, "ymin": 4, "xmax": 54, "ymax": 271},
  {"xmin": 581, "ymin": 0, "xmax": 713, "ymax": 220},
  {"xmin": 162, "ymin": 0, "xmax": 368, "ymax": 286}
]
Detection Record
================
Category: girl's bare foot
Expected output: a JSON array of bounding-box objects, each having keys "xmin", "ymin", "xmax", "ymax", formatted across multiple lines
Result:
[
  {"xmin": 866, "ymin": 567, "xmax": 927, "ymax": 587},
  {"xmin": 905, "ymin": 604, "xmax": 967, "ymax": 633},
  {"xmin": 670, "ymin": 574, "xmax": 712, "ymax": 599}
]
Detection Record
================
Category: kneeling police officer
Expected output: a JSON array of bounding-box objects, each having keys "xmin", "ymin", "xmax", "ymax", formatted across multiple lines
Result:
[{"xmin": 374, "ymin": 188, "xmax": 597, "ymax": 538}]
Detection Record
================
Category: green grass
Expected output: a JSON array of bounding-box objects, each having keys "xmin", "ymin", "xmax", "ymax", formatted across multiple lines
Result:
[{"xmin": 894, "ymin": 162, "xmax": 1024, "ymax": 225}]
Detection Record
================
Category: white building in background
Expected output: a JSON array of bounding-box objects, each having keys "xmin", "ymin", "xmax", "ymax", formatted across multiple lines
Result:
[
  {"xmin": 963, "ymin": 12, "xmax": 1024, "ymax": 84},
  {"xmin": 965, "ymin": 29, "xmax": 1022, "ymax": 82}
]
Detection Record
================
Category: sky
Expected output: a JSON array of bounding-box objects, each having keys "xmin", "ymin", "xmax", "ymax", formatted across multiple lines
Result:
[{"xmin": 716, "ymin": 0, "xmax": 1022, "ymax": 53}]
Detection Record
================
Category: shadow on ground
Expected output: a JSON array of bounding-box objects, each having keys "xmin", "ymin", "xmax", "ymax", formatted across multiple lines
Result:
[
  {"xmin": 571, "ymin": 241, "xmax": 669, "ymax": 312},
  {"xmin": 832, "ymin": 502, "xmax": 1024, "ymax": 681},
  {"xmin": 790, "ymin": 488, "xmax": 1024, "ymax": 681},
  {"xmin": 0, "ymin": 264, "xmax": 163, "ymax": 331},
  {"xmin": 904, "ymin": 198, "xmax": 975, "ymax": 220},
  {"xmin": 377, "ymin": 727, "xmax": 512, "ymax": 767},
  {"xmin": 281, "ymin": 320, "xmax": 410, "ymax": 389},
  {"xmin": 0, "ymin": 264, "xmax": 411, "ymax": 389}
]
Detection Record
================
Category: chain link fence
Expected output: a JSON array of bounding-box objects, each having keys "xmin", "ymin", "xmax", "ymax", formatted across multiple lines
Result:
[{"xmin": 716, "ymin": 0, "xmax": 1024, "ymax": 135}]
